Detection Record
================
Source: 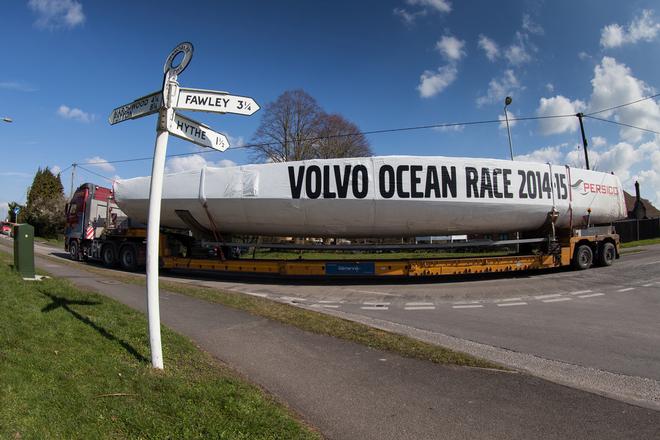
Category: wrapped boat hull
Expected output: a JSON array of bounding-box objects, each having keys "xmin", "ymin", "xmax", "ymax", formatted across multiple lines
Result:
[{"xmin": 114, "ymin": 156, "xmax": 627, "ymax": 237}]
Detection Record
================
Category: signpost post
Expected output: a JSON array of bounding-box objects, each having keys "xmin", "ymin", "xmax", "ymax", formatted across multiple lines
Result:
[{"xmin": 108, "ymin": 42, "xmax": 259, "ymax": 369}]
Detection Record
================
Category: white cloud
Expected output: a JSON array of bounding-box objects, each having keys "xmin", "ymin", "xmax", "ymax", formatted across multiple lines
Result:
[
  {"xmin": 28, "ymin": 0, "xmax": 85, "ymax": 29},
  {"xmin": 433, "ymin": 124, "xmax": 464, "ymax": 133},
  {"xmin": 417, "ymin": 65, "xmax": 457, "ymax": 98},
  {"xmin": 578, "ymin": 51, "xmax": 592, "ymax": 61},
  {"xmin": 57, "ymin": 105, "xmax": 93, "ymax": 123},
  {"xmin": 476, "ymin": 69, "xmax": 522, "ymax": 107},
  {"xmin": 588, "ymin": 57, "xmax": 660, "ymax": 142},
  {"xmin": 51, "ymin": 165, "xmax": 62, "ymax": 175},
  {"xmin": 435, "ymin": 35, "xmax": 465, "ymax": 61},
  {"xmin": 589, "ymin": 142, "xmax": 643, "ymax": 179},
  {"xmin": 536, "ymin": 95, "xmax": 586, "ymax": 135},
  {"xmin": 522, "ymin": 14, "xmax": 544, "ymax": 35},
  {"xmin": 165, "ymin": 154, "xmax": 237, "ymax": 173},
  {"xmin": 407, "ymin": 0, "xmax": 451, "ymax": 13},
  {"xmin": 478, "ymin": 35, "xmax": 499, "ymax": 61},
  {"xmin": 0, "ymin": 81, "xmax": 38, "ymax": 92},
  {"xmin": 228, "ymin": 135, "xmax": 245, "ymax": 147},
  {"xmin": 85, "ymin": 156, "xmax": 115, "ymax": 173},
  {"xmin": 600, "ymin": 9, "xmax": 660, "ymax": 48},
  {"xmin": 515, "ymin": 144, "xmax": 565, "ymax": 163},
  {"xmin": 591, "ymin": 136, "xmax": 607, "ymax": 147},
  {"xmin": 393, "ymin": 0, "xmax": 450, "ymax": 24},
  {"xmin": 504, "ymin": 32, "xmax": 532, "ymax": 65}
]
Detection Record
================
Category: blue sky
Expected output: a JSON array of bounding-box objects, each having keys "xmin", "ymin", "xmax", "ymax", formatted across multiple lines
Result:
[{"xmin": 2, "ymin": 0, "xmax": 660, "ymax": 219}]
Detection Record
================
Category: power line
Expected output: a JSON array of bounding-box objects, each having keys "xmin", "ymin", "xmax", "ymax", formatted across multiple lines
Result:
[
  {"xmin": 84, "ymin": 113, "xmax": 577, "ymax": 166},
  {"xmin": 586, "ymin": 93, "xmax": 660, "ymax": 117},
  {"xmin": 583, "ymin": 115, "xmax": 660, "ymax": 136},
  {"xmin": 76, "ymin": 164, "xmax": 114, "ymax": 182}
]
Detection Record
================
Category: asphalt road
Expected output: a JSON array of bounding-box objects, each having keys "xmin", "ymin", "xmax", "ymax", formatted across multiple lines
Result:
[{"xmin": 3, "ymin": 236, "xmax": 660, "ymax": 439}]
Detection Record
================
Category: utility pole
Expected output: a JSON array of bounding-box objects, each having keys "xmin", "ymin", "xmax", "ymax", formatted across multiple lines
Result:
[
  {"xmin": 70, "ymin": 163, "xmax": 77, "ymax": 198},
  {"xmin": 576, "ymin": 113, "xmax": 590, "ymax": 170},
  {"xmin": 504, "ymin": 96, "xmax": 514, "ymax": 160}
]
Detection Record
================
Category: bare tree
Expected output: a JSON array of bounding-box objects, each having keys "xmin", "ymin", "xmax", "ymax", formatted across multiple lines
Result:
[
  {"xmin": 250, "ymin": 90, "xmax": 323, "ymax": 162},
  {"xmin": 313, "ymin": 113, "xmax": 372, "ymax": 159},
  {"xmin": 250, "ymin": 90, "xmax": 372, "ymax": 162}
]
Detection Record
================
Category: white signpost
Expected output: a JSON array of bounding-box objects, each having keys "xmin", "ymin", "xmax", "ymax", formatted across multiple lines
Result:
[{"xmin": 109, "ymin": 42, "xmax": 259, "ymax": 369}]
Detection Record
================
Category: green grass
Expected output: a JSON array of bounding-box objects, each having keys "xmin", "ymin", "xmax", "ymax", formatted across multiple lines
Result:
[
  {"xmin": 620, "ymin": 237, "xmax": 660, "ymax": 248},
  {"xmin": 241, "ymin": 249, "xmax": 510, "ymax": 260},
  {"xmin": 40, "ymin": 253, "xmax": 500, "ymax": 370},
  {"xmin": 35, "ymin": 235, "xmax": 65, "ymax": 247},
  {"xmin": 0, "ymin": 252, "xmax": 319, "ymax": 440}
]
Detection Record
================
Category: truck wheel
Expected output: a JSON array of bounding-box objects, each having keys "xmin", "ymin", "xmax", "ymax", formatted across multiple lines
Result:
[
  {"xmin": 572, "ymin": 244, "xmax": 593, "ymax": 270},
  {"xmin": 101, "ymin": 245, "xmax": 117, "ymax": 267},
  {"xmin": 69, "ymin": 240, "xmax": 80, "ymax": 261},
  {"xmin": 119, "ymin": 245, "xmax": 138, "ymax": 272},
  {"xmin": 598, "ymin": 242, "xmax": 616, "ymax": 267}
]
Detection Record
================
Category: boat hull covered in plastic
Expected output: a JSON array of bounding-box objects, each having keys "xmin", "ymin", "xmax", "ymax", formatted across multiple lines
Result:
[{"xmin": 114, "ymin": 156, "xmax": 627, "ymax": 237}]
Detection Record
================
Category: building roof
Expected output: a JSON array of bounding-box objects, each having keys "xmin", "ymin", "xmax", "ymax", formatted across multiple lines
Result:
[{"xmin": 623, "ymin": 191, "xmax": 660, "ymax": 218}]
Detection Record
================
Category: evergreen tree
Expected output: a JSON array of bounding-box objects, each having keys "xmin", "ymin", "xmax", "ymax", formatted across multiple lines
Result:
[{"xmin": 24, "ymin": 167, "xmax": 66, "ymax": 237}]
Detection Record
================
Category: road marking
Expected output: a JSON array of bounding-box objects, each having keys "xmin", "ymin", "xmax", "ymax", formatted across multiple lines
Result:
[
  {"xmin": 534, "ymin": 293, "xmax": 561, "ymax": 300},
  {"xmin": 617, "ymin": 287, "xmax": 635, "ymax": 292},
  {"xmin": 279, "ymin": 296, "xmax": 306, "ymax": 302},
  {"xmin": 404, "ymin": 306, "xmax": 436, "ymax": 311},
  {"xmin": 241, "ymin": 291, "xmax": 268, "ymax": 298},
  {"xmin": 569, "ymin": 289, "xmax": 592, "ymax": 295},
  {"xmin": 405, "ymin": 302, "xmax": 434, "ymax": 306},
  {"xmin": 318, "ymin": 300, "xmax": 343, "ymax": 304},
  {"xmin": 452, "ymin": 305, "xmax": 484, "ymax": 309},
  {"xmin": 641, "ymin": 260, "xmax": 660, "ymax": 266},
  {"xmin": 314, "ymin": 304, "xmax": 340, "ymax": 309},
  {"xmin": 642, "ymin": 283, "xmax": 655, "ymax": 287},
  {"xmin": 501, "ymin": 297, "xmax": 523, "ymax": 302},
  {"xmin": 578, "ymin": 293, "xmax": 605, "ymax": 298},
  {"xmin": 542, "ymin": 297, "xmax": 572, "ymax": 303},
  {"xmin": 497, "ymin": 302, "xmax": 527, "ymax": 307},
  {"xmin": 361, "ymin": 306, "xmax": 390, "ymax": 311},
  {"xmin": 349, "ymin": 289, "xmax": 399, "ymax": 296},
  {"xmin": 363, "ymin": 301, "xmax": 391, "ymax": 306}
]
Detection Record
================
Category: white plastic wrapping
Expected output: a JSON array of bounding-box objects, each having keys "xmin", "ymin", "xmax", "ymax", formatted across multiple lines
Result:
[{"xmin": 114, "ymin": 155, "xmax": 627, "ymax": 237}]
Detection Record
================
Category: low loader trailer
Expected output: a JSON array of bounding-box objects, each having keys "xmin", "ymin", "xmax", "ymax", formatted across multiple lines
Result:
[{"xmin": 65, "ymin": 182, "xmax": 619, "ymax": 278}]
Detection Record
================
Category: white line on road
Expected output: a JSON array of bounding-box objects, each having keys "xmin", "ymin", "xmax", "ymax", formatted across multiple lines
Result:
[
  {"xmin": 363, "ymin": 301, "xmax": 391, "ymax": 306},
  {"xmin": 642, "ymin": 283, "xmax": 654, "ymax": 287},
  {"xmin": 641, "ymin": 260, "xmax": 660, "ymax": 266},
  {"xmin": 279, "ymin": 296, "xmax": 306, "ymax": 302},
  {"xmin": 318, "ymin": 300, "xmax": 343, "ymax": 304},
  {"xmin": 578, "ymin": 293, "xmax": 605, "ymax": 298},
  {"xmin": 542, "ymin": 297, "xmax": 572, "ymax": 303},
  {"xmin": 348, "ymin": 289, "xmax": 399, "ymax": 297},
  {"xmin": 501, "ymin": 297, "xmax": 523, "ymax": 302},
  {"xmin": 361, "ymin": 306, "xmax": 390, "ymax": 311},
  {"xmin": 242, "ymin": 291, "xmax": 268, "ymax": 298},
  {"xmin": 314, "ymin": 304, "xmax": 340, "ymax": 309},
  {"xmin": 534, "ymin": 293, "xmax": 562, "ymax": 300},
  {"xmin": 404, "ymin": 306, "xmax": 436, "ymax": 311},
  {"xmin": 452, "ymin": 304, "xmax": 484, "ymax": 309},
  {"xmin": 617, "ymin": 287, "xmax": 635, "ymax": 292},
  {"xmin": 405, "ymin": 302, "xmax": 434, "ymax": 306},
  {"xmin": 497, "ymin": 302, "xmax": 528, "ymax": 307},
  {"xmin": 569, "ymin": 289, "xmax": 592, "ymax": 295}
]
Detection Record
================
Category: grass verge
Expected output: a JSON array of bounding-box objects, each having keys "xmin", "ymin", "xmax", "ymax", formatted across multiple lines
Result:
[
  {"xmin": 0, "ymin": 251, "xmax": 319, "ymax": 440},
  {"xmin": 620, "ymin": 237, "xmax": 660, "ymax": 248},
  {"xmin": 31, "ymin": 247, "xmax": 501, "ymax": 370}
]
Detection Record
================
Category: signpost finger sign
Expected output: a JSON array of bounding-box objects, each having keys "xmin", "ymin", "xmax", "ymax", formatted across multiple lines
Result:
[{"xmin": 108, "ymin": 42, "xmax": 259, "ymax": 369}]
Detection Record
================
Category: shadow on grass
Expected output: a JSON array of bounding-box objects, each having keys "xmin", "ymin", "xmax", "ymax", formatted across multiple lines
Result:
[{"xmin": 39, "ymin": 290, "xmax": 149, "ymax": 364}]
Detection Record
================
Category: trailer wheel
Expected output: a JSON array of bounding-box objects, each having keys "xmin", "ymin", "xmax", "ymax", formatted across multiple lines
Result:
[
  {"xmin": 69, "ymin": 239, "xmax": 80, "ymax": 261},
  {"xmin": 572, "ymin": 244, "xmax": 593, "ymax": 270},
  {"xmin": 101, "ymin": 245, "xmax": 117, "ymax": 267},
  {"xmin": 597, "ymin": 242, "xmax": 616, "ymax": 267},
  {"xmin": 119, "ymin": 244, "xmax": 138, "ymax": 272}
]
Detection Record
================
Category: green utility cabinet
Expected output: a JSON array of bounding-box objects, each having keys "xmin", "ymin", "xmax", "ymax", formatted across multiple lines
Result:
[{"xmin": 13, "ymin": 224, "xmax": 35, "ymax": 279}]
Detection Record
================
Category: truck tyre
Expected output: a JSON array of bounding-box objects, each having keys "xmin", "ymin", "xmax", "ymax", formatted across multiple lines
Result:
[
  {"xmin": 119, "ymin": 244, "xmax": 138, "ymax": 272},
  {"xmin": 572, "ymin": 244, "xmax": 593, "ymax": 270},
  {"xmin": 69, "ymin": 239, "xmax": 80, "ymax": 261},
  {"xmin": 101, "ymin": 245, "xmax": 117, "ymax": 267},
  {"xmin": 597, "ymin": 242, "xmax": 616, "ymax": 267}
]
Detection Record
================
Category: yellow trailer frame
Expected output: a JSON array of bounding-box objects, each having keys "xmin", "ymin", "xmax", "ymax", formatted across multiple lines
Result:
[{"xmin": 160, "ymin": 234, "xmax": 619, "ymax": 277}]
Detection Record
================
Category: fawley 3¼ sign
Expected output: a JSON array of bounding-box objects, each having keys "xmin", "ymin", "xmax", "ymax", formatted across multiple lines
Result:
[
  {"xmin": 176, "ymin": 88, "xmax": 260, "ymax": 116},
  {"xmin": 167, "ymin": 113, "xmax": 229, "ymax": 151},
  {"xmin": 108, "ymin": 91, "xmax": 162, "ymax": 125}
]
